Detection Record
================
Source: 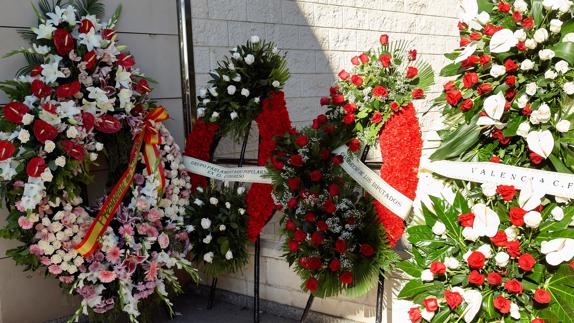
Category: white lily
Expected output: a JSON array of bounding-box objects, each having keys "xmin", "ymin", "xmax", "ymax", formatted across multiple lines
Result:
[
  {"xmin": 541, "ymin": 238, "xmax": 574, "ymax": 266},
  {"xmin": 490, "ymin": 29, "xmax": 518, "ymax": 53},
  {"xmin": 471, "ymin": 203, "xmax": 500, "ymax": 237},
  {"xmin": 32, "ymin": 23, "xmax": 57, "ymax": 40},
  {"xmin": 477, "ymin": 92, "xmax": 506, "ymax": 128},
  {"xmin": 526, "ymin": 130, "xmax": 554, "ymax": 159}
]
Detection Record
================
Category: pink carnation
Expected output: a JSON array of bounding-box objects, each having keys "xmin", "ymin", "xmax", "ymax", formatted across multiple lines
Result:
[
  {"xmin": 48, "ymin": 265, "xmax": 63, "ymax": 275},
  {"xmin": 29, "ymin": 244, "xmax": 43, "ymax": 256},
  {"xmin": 98, "ymin": 270, "xmax": 117, "ymax": 283},
  {"xmin": 146, "ymin": 208, "xmax": 162, "ymax": 222},
  {"xmin": 18, "ymin": 216, "xmax": 33, "ymax": 229},
  {"xmin": 59, "ymin": 275, "xmax": 75, "ymax": 284},
  {"xmin": 158, "ymin": 233, "xmax": 169, "ymax": 249}
]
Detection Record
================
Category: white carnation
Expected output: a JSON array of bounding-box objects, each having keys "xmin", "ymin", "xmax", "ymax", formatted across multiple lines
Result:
[{"xmin": 209, "ymin": 197, "xmax": 218, "ymax": 205}]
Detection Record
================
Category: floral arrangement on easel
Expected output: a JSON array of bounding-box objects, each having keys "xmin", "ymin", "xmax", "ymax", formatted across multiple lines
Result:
[{"xmin": 0, "ymin": 1, "xmax": 197, "ymax": 321}]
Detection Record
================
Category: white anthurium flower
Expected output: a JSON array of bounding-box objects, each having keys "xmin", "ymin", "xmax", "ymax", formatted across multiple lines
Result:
[
  {"xmin": 541, "ymin": 238, "xmax": 574, "ymax": 266},
  {"xmin": 527, "ymin": 130, "xmax": 554, "ymax": 159},
  {"xmin": 203, "ymin": 252, "xmax": 214, "ymax": 263},
  {"xmin": 225, "ymin": 250, "xmax": 233, "ymax": 260},
  {"xmin": 477, "ymin": 92, "xmax": 506, "ymax": 127},
  {"xmin": 471, "ymin": 203, "xmax": 500, "ymax": 237},
  {"xmin": 462, "ymin": 290, "xmax": 482, "ymax": 323},
  {"xmin": 455, "ymin": 43, "xmax": 477, "ymax": 63},
  {"xmin": 489, "ymin": 29, "xmax": 518, "ymax": 53},
  {"xmin": 518, "ymin": 183, "xmax": 545, "ymax": 211},
  {"xmin": 457, "ymin": 0, "xmax": 478, "ymax": 25}
]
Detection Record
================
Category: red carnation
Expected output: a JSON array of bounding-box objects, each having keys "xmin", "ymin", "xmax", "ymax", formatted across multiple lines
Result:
[
  {"xmin": 534, "ymin": 289, "xmax": 551, "ymax": 304},
  {"xmin": 56, "ymin": 82, "xmax": 80, "ymax": 98},
  {"xmin": 61, "ymin": 140, "xmax": 86, "ymax": 161},
  {"xmin": 359, "ymin": 244, "xmax": 375, "ymax": 257},
  {"xmin": 311, "ymin": 232, "xmax": 324, "ymax": 246},
  {"xmin": 373, "ymin": 85, "xmax": 388, "ymax": 97},
  {"xmin": 496, "ymin": 185, "xmax": 516, "ymax": 201},
  {"xmin": 490, "ymin": 231, "xmax": 508, "ymax": 247},
  {"xmin": 294, "ymin": 229, "xmax": 306, "ymax": 242},
  {"xmin": 305, "ymin": 277, "xmax": 318, "ymax": 292},
  {"xmin": 288, "ymin": 240, "xmax": 298, "ymax": 252},
  {"xmin": 116, "ymin": 53, "xmax": 135, "ymax": 69},
  {"xmin": 95, "ymin": 115, "xmax": 121, "ymax": 134},
  {"xmin": 504, "ymin": 279, "xmax": 523, "ymax": 294},
  {"xmin": 446, "ymin": 90, "xmax": 462, "ymax": 106},
  {"xmin": 339, "ymin": 271, "xmax": 353, "ymax": 285},
  {"xmin": 518, "ymin": 253, "xmax": 536, "ymax": 271},
  {"xmin": 335, "ymin": 239, "xmax": 347, "ymax": 253},
  {"xmin": 494, "ymin": 295, "xmax": 511, "ymax": 314},
  {"xmin": 31, "ymin": 80, "xmax": 51, "ymax": 98},
  {"xmin": 351, "ymin": 75, "xmax": 363, "ymax": 86},
  {"xmin": 430, "ymin": 262, "xmax": 446, "ymax": 275},
  {"xmin": 379, "ymin": 54, "xmax": 391, "ymax": 67},
  {"xmin": 468, "ymin": 270, "xmax": 485, "ymax": 285},
  {"xmin": 467, "ymin": 251, "xmax": 486, "ymax": 269},
  {"xmin": 371, "ymin": 112, "xmax": 383, "ymax": 124},
  {"xmin": 487, "ymin": 272, "xmax": 502, "ymax": 285},
  {"xmin": 509, "ymin": 207, "xmax": 526, "ymax": 226},
  {"xmin": 329, "ymin": 259, "xmax": 341, "ymax": 272},
  {"xmin": 406, "ymin": 66, "xmax": 418, "ymax": 78},
  {"xmin": 33, "ymin": 119, "xmax": 58, "ymax": 143},
  {"xmin": 506, "ymin": 240, "xmax": 521, "ymax": 257},
  {"xmin": 379, "ymin": 34, "xmax": 389, "ymax": 45},
  {"xmin": 304, "ymin": 212, "xmax": 316, "ymax": 223},
  {"xmin": 0, "ymin": 140, "xmax": 15, "ymax": 161},
  {"xmin": 458, "ymin": 212, "xmax": 475, "ymax": 227},
  {"xmin": 408, "ymin": 307, "xmax": 422, "ymax": 323},
  {"xmin": 444, "ymin": 290, "xmax": 463, "ymax": 310},
  {"xmin": 134, "ymin": 79, "xmax": 151, "ymax": 93},
  {"xmin": 347, "ymin": 138, "xmax": 361, "ymax": 152},
  {"xmin": 53, "ymin": 28, "xmax": 74, "ymax": 56},
  {"xmin": 289, "ymin": 154, "xmax": 304, "ymax": 167},
  {"xmin": 411, "ymin": 88, "xmax": 424, "ymax": 99},
  {"xmin": 322, "ymin": 199, "xmax": 336, "ymax": 214},
  {"xmin": 408, "ymin": 49, "xmax": 417, "ymax": 61},
  {"xmin": 287, "ymin": 178, "xmax": 300, "ymax": 191},
  {"xmin": 461, "ymin": 98, "xmax": 474, "ymax": 111},
  {"xmin": 338, "ymin": 69, "xmax": 350, "ymax": 80},
  {"xmin": 463, "ymin": 72, "xmax": 479, "ymax": 88},
  {"xmin": 26, "ymin": 157, "xmax": 47, "ymax": 177},
  {"xmin": 423, "ymin": 297, "xmax": 439, "ymax": 312}
]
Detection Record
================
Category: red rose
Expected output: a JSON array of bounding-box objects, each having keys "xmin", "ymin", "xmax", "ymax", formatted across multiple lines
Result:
[
  {"xmin": 371, "ymin": 112, "xmax": 383, "ymax": 124},
  {"xmin": 379, "ymin": 54, "xmax": 391, "ymax": 67},
  {"xmin": 504, "ymin": 59, "xmax": 518, "ymax": 72},
  {"xmin": 83, "ymin": 50, "xmax": 97, "ymax": 70},
  {"xmin": 339, "ymin": 271, "xmax": 353, "ymax": 285},
  {"xmin": 322, "ymin": 199, "xmax": 336, "ymax": 214},
  {"xmin": 443, "ymin": 81, "xmax": 456, "ymax": 92},
  {"xmin": 26, "ymin": 157, "xmax": 47, "ymax": 177},
  {"xmin": 287, "ymin": 178, "xmax": 300, "ymax": 191},
  {"xmin": 134, "ymin": 79, "xmax": 151, "ymax": 93},
  {"xmin": 373, "ymin": 85, "xmax": 388, "ymax": 97},
  {"xmin": 272, "ymin": 157, "xmax": 284, "ymax": 170},
  {"xmin": 351, "ymin": 75, "xmax": 363, "ymax": 86},
  {"xmin": 95, "ymin": 115, "xmax": 121, "ymax": 134},
  {"xmin": 446, "ymin": 90, "xmax": 462, "ymax": 106},
  {"xmin": 319, "ymin": 97, "xmax": 330, "ymax": 106},
  {"xmin": 530, "ymin": 151, "xmax": 543, "ymax": 164},
  {"xmin": 294, "ymin": 135, "xmax": 308, "ymax": 147},
  {"xmin": 463, "ymin": 72, "xmax": 479, "ymax": 88},
  {"xmin": 33, "ymin": 119, "xmax": 58, "ymax": 143},
  {"xmin": 478, "ymin": 83, "xmax": 493, "ymax": 95},
  {"xmin": 344, "ymin": 103, "xmax": 357, "ymax": 114},
  {"xmin": 286, "ymin": 219, "xmax": 296, "ymax": 231},
  {"xmin": 53, "ymin": 29, "xmax": 74, "ymax": 56},
  {"xmin": 332, "ymin": 155, "xmax": 343, "ymax": 165},
  {"xmin": 31, "ymin": 80, "xmax": 51, "ymax": 98},
  {"xmin": 505, "ymin": 75, "xmax": 516, "ymax": 86},
  {"xmin": 338, "ymin": 69, "xmax": 350, "ymax": 80},
  {"xmin": 494, "ymin": 295, "xmax": 511, "ymax": 314},
  {"xmin": 470, "ymin": 32, "xmax": 482, "ymax": 40},
  {"xmin": 487, "ymin": 272, "xmax": 502, "ymax": 285},
  {"xmin": 468, "ymin": 270, "xmax": 485, "ymax": 285},
  {"xmin": 294, "ymin": 229, "xmax": 306, "ymax": 241},
  {"xmin": 329, "ymin": 259, "xmax": 341, "ymax": 272},
  {"xmin": 289, "ymin": 154, "xmax": 304, "ymax": 167},
  {"xmin": 458, "ymin": 212, "xmax": 475, "ymax": 227},
  {"xmin": 309, "ymin": 170, "xmax": 322, "ymax": 182},
  {"xmin": 504, "ymin": 279, "xmax": 523, "ymax": 294},
  {"xmin": 79, "ymin": 19, "xmax": 95, "ymax": 33},
  {"xmin": 116, "ymin": 53, "xmax": 135, "ymax": 69},
  {"xmin": 288, "ymin": 240, "xmax": 298, "ymax": 252},
  {"xmin": 287, "ymin": 197, "xmax": 298, "ymax": 209},
  {"xmin": 458, "ymin": 22, "xmax": 468, "ymax": 30},
  {"xmin": 304, "ymin": 212, "xmax": 316, "ymax": 223},
  {"xmin": 406, "ymin": 66, "xmax": 418, "ymax": 78},
  {"xmin": 518, "ymin": 253, "xmax": 536, "ymax": 271},
  {"xmin": 411, "ymin": 88, "xmax": 425, "ymax": 99},
  {"xmin": 522, "ymin": 16, "xmax": 534, "ymax": 29},
  {"xmin": 506, "ymin": 240, "xmax": 521, "ymax": 257},
  {"xmin": 390, "ymin": 102, "xmax": 399, "ymax": 111},
  {"xmin": 343, "ymin": 113, "xmax": 355, "ymax": 125},
  {"xmin": 483, "ymin": 24, "xmax": 498, "ymax": 36},
  {"xmin": 479, "ymin": 54, "xmax": 491, "ymax": 65},
  {"xmin": 311, "ymin": 232, "xmax": 324, "ymax": 246},
  {"xmin": 347, "ymin": 138, "xmax": 361, "ymax": 152},
  {"xmin": 56, "ymin": 81, "xmax": 80, "ymax": 98},
  {"xmin": 517, "ymin": 41, "xmax": 527, "ymax": 51},
  {"xmin": 444, "ymin": 290, "xmax": 463, "ymax": 310},
  {"xmin": 534, "ymin": 289, "xmax": 551, "ymax": 304},
  {"xmin": 522, "ymin": 105, "xmax": 532, "ymax": 116},
  {"xmin": 505, "ymin": 88, "xmax": 516, "ymax": 99},
  {"xmin": 359, "ymin": 53, "xmax": 369, "ymax": 63},
  {"xmin": 101, "ymin": 28, "xmax": 116, "ymax": 40},
  {"xmin": 491, "ymin": 129, "xmax": 511, "ymax": 145},
  {"xmin": 498, "ymin": 2, "xmax": 511, "ymax": 12},
  {"xmin": 328, "ymin": 183, "xmax": 340, "ymax": 196},
  {"xmin": 490, "ymin": 155, "xmax": 501, "ymax": 163},
  {"xmin": 61, "ymin": 140, "xmax": 86, "ymax": 161},
  {"xmin": 335, "ymin": 239, "xmax": 347, "ymax": 253},
  {"xmin": 460, "ymin": 37, "xmax": 471, "ymax": 47},
  {"xmin": 467, "ymin": 251, "xmax": 486, "ymax": 269},
  {"xmin": 3, "ymin": 102, "xmax": 30, "ymax": 124},
  {"xmin": 459, "ymin": 98, "xmax": 473, "ymax": 112},
  {"xmin": 423, "ymin": 297, "xmax": 439, "ymax": 312},
  {"xmin": 351, "ymin": 56, "xmax": 360, "ymax": 65},
  {"xmin": 379, "ymin": 34, "xmax": 389, "ymax": 45},
  {"xmin": 408, "ymin": 49, "xmax": 417, "ymax": 61},
  {"xmin": 496, "ymin": 185, "xmax": 516, "ymax": 201},
  {"xmin": 408, "ymin": 307, "xmax": 422, "ymax": 323},
  {"xmin": 0, "ymin": 140, "xmax": 15, "ymax": 161},
  {"xmin": 490, "ymin": 231, "xmax": 508, "ymax": 247},
  {"xmin": 360, "ymin": 244, "xmax": 375, "ymax": 257},
  {"xmin": 332, "ymin": 94, "xmax": 345, "ymax": 105},
  {"xmin": 330, "ymin": 85, "xmax": 339, "ymax": 95},
  {"xmin": 430, "ymin": 262, "xmax": 446, "ymax": 275},
  {"xmin": 305, "ymin": 277, "xmax": 318, "ymax": 292},
  {"xmin": 512, "ymin": 11, "xmax": 522, "ymax": 21},
  {"xmin": 532, "ymin": 319, "xmax": 545, "ymax": 323},
  {"xmin": 509, "ymin": 207, "xmax": 526, "ymax": 226},
  {"xmin": 462, "ymin": 55, "xmax": 480, "ymax": 67}
]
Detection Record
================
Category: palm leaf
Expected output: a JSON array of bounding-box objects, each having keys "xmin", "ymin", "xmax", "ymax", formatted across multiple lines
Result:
[
  {"xmin": 17, "ymin": 29, "xmax": 38, "ymax": 43},
  {"xmin": 37, "ymin": 0, "xmax": 64, "ymax": 17},
  {"xmin": 69, "ymin": 0, "xmax": 105, "ymax": 18}
]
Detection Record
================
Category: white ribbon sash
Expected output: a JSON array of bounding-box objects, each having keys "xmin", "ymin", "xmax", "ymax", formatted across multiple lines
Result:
[
  {"xmin": 333, "ymin": 146, "xmax": 413, "ymax": 220},
  {"xmin": 423, "ymin": 160, "xmax": 574, "ymax": 199},
  {"xmin": 183, "ymin": 156, "xmax": 271, "ymax": 184}
]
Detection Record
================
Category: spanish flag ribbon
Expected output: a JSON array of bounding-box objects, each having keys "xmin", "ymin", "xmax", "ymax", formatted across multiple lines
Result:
[{"xmin": 75, "ymin": 107, "xmax": 169, "ymax": 257}]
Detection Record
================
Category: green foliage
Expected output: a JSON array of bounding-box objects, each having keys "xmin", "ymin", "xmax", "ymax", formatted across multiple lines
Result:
[{"xmin": 70, "ymin": 0, "xmax": 105, "ymax": 18}]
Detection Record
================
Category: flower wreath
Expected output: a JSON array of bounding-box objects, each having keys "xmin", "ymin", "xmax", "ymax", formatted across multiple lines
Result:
[
  {"xmin": 0, "ymin": 2, "xmax": 196, "ymax": 321},
  {"xmin": 398, "ymin": 1, "xmax": 574, "ymax": 322},
  {"xmin": 185, "ymin": 183, "xmax": 249, "ymax": 277},
  {"xmin": 184, "ymin": 37, "xmax": 292, "ymax": 241}
]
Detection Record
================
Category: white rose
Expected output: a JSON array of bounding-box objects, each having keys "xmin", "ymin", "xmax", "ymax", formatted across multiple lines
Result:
[
  {"xmin": 463, "ymin": 250, "xmax": 472, "ymax": 262},
  {"xmin": 514, "ymin": 0, "xmax": 528, "ymax": 12},
  {"xmin": 543, "ymin": 0, "xmax": 559, "ymax": 10},
  {"xmin": 563, "ymin": 82, "xmax": 574, "ymax": 95},
  {"xmin": 230, "ymin": 111, "xmax": 238, "ymax": 120},
  {"xmin": 421, "ymin": 269, "xmax": 434, "ymax": 281},
  {"xmin": 539, "ymin": 49, "xmax": 556, "ymax": 60},
  {"xmin": 564, "ymin": 33, "xmax": 574, "ymax": 42},
  {"xmin": 219, "ymin": 224, "xmax": 226, "ymax": 231},
  {"xmin": 537, "ymin": 104, "xmax": 552, "ymax": 124},
  {"xmin": 489, "ymin": 29, "xmax": 518, "ymax": 53},
  {"xmin": 211, "ymin": 111, "xmax": 219, "ymax": 119},
  {"xmin": 197, "ymin": 108, "xmax": 205, "ymax": 117},
  {"xmin": 66, "ymin": 126, "xmax": 78, "ymax": 139},
  {"xmin": 557, "ymin": 120, "xmax": 571, "ymax": 133},
  {"xmin": 525, "ymin": 39, "xmax": 537, "ymax": 49},
  {"xmin": 203, "ymin": 252, "xmax": 214, "ymax": 263},
  {"xmin": 477, "ymin": 244, "xmax": 493, "ymax": 258},
  {"xmin": 241, "ymin": 88, "xmax": 250, "ymax": 97},
  {"xmin": 200, "ymin": 218, "xmax": 211, "ymax": 229},
  {"xmin": 250, "ymin": 35, "xmax": 260, "ymax": 43},
  {"xmin": 209, "ymin": 197, "xmax": 218, "ymax": 205},
  {"xmin": 514, "ymin": 29, "xmax": 527, "ymax": 42},
  {"xmin": 272, "ymin": 80, "xmax": 280, "ymax": 88},
  {"xmin": 489, "ymin": 64, "xmax": 506, "ymax": 78},
  {"xmin": 244, "ymin": 54, "xmax": 255, "ymax": 65},
  {"xmin": 22, "ymin": 113, "xmax": 34, "ymax": 125},
  {"xmin": 232, "ymin": 52, "xmax": 241, "ymax": 60},
  {"xmin": 462, "ymin": 227, "xmax": 479, "ymax": 241},
  {"xmin": 520, "ymin": 59, "xmax": 534, "ymax": 71},
  {"xmin": 55, "ymin": 156, "xmax": 66, "ymax": 167},
  {"xmin": 481, "ymin": 182, "xmax": 497, "ymax": 197},
  {"xmin": 44, "ymin": 140, "xmax": 56, "ymax": 153},
  {"xmin": 545, "ymin": 70, "xmax": 558, "ymax": 80},
  {"xmin": 505, "ymin": 226, "xmax": 519, "ymax": 241},
  {"xmin": 524, "ymin": 211, "xmax": 543, "ymax": 228},
  {"xmin": 477, "ymin": 11, "xmax": 490, "ymax": 25},
  {"xmin": 525, "ymin": 82, "xmax": 538, "ymax": 96},
  {"xmin": 254, "ymin": 97, "xmax": 260, "ymax": 103},
  {"xmin": 533, "ymin": 28, "xmax": 549, "ymax": 43},
  {"xmin": 18, "ymin": 129, "xmax": 30, "ymax": 143},
  {"xmin": 228, "ymin": 62, "xmax": 235, "ymax": 70},
  {"xmin": 495, "ymin": 251, "xmax": 510, "ymax": 267},
  {"xmin": 517, "ymin": 122, "xmax": 531, "ymax": 138},
  {"xmin": 225, "ymin": 250, "xmax": 234, "ymax": 260},
  {"xmin": 227, "ymin": 85, "xmax": 237, "ymax": 95},
  {"xmin": 550, "ymin": 19, "xmax": 563, "ymax": 33},
  {"xmin": 225, "ymin": 202, "xmax": 231, "ymax": 209},
  {"xmin": 555, "ymin": 60, "xmax": 569, "ymax": 74},
  {"xmin": 444, "ymin": 257, "xmax": 460, "ymax": 269},
  {"xmin": 89, "ymin": 153, "xmax": 97, "ymax": 161},
  {"xmin": 551, "ymin": 206, "xmax": 565, "ymax": 221},
  {"xmin": 41, "ymin": 169, "xmax": 53, "ymax": 182},
  {"xmin": 202, "ymin": 234, "xmax": 212, "ymax": 244},
  {"xmin": 432, "ymin": 221, "xmax": 446, "ymax": 235}
]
